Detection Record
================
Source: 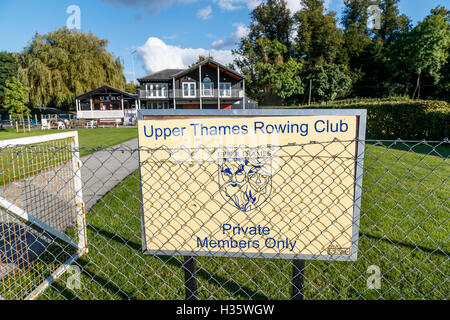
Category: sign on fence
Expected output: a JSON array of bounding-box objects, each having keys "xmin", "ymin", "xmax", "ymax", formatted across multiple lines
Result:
[{"xmin": 137, "ymin": 110, "xmax": 366, "ymax": 261}]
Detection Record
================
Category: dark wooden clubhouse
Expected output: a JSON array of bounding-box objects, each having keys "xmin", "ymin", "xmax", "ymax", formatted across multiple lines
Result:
[
  {"xmin": 138, "ymin": 58, "xmax": 247, "ymax": 110},
  {"xmin": 76, "ymin": 59, "xmax": 255, "ymax": 123}
]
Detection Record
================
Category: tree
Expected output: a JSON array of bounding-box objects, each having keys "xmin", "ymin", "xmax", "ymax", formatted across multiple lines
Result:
[
  {"xmin": 189, "ymin": 55, "xmax": 213, "ymax": 67},
  {"xmin": 233, "ymin": 0, "xmax": 296, "ymax": 104},
  {"xmin": 269, "ymin": 58, "xmax": 305, "ymax": 104},
  {"xmin": 235, "ymin": 38, "xmax": 304, "ymax": 105},
  {"xmin": 342, "ymin": 0, "xmax": 371, "ymax": 36},
  {"xmin": 340, "ymin": 0, "xmax": 373, "ymax": 90},
  {"xmin": 125, "ymin": 82, "xmax": 139, "ymax": 94},
  {"xmin": 341, "ymin": 0, "xmax": 372, "ymax": 62},
  {"xmin": 390, "ymin": 7, "xmax": 449, "ymax": 99},
  {"xmin": 305, "ymin": 64, "xmax": 352, "ymax": 102},
  {"xmin": 377, "ymin": 0, "xmax": 411, "ymax": 43},
  {"xmin": 0, "ymin": 52, "xmax": 19, "ymax": 101},
  {"xmin": 294, "ymin": 0, "xmax": 343, "ymax": 67},
  {"xmin": 247, "ymin": 0, "xmax": 294, "ymax": 58},
  {"xmin": 19, "ymin": 28, "xmax": 125, "ymax": 111},
  {"xmin": 340, "ymin": 0, "xmax": 411, "ymax": 97},
  {"xmin": 3, "ymin": 76, "xmax": 30, "ymax": 132}
]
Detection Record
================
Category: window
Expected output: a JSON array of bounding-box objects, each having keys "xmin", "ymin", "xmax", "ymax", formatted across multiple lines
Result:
[
  {"xmin": 147, "ymin": 83, "xmax": 168, "ymax": 97},
  {"xmin": 152, "ymin": 102, "xmax": 168, "ymax": 109},
  {"xmin": 183, "ymin": 82, "xmax": 196, "ymax": 97},
  {"xmin": 202, "ymin": 77, "xmax": 213, "ymax": 97},
  {"xmin": 219, "ymin": 83, "xmax": 232, "ymax": 97}
]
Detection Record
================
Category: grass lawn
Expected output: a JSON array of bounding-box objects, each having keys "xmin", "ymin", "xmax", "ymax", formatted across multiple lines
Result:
[
  {"xmin": 0, "ymin": 128, "xmax": 138, "ymax": 152},
  {"xmin": 0, "ymin": 127, "xmax": 138, "ymax": 186},
  {"xmin": 38, "ymin": 142, "xmax": 449, "ymax": 300}
]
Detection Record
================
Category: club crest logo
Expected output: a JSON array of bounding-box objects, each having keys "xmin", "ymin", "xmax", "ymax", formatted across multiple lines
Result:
[{"xmin": 218, "ymin": 150, "xmax": 272, "ymax": 212}]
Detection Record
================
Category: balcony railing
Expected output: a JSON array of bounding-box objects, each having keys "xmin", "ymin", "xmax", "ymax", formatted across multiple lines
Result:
[
  {"xmin": 139, "ymin": 89, "xmax": 244, "ymax": 99},
  {"xmin": 77, "ymin": 110, "xmax": 125, "ymax": 119}
]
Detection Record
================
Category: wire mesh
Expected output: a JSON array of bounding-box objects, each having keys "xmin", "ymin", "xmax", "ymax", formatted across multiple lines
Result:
[
  {"xmin": 0, "ymin": 133, "xmax": 85, "ymax": 299},
  {"xmin": 0, "ymin": 137, "xmax": 448, "ymax": 300}
]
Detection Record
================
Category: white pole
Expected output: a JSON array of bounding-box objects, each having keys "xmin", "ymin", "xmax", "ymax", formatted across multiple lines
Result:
[
  {"xmin": 121, "ymin": 96, "xmax": 124, "ymax": 120},
  {"xmin": 90, "ymin": 97, "xmax": 93, "ymax": 118},
  {"xmin": 243, "ymin": 79, "xmax": 246, "ymax": 109},
  {"xmin": 217, "ymin": 64, "xmax": 220, "ymax": 109},
  {"xmin": 199, "ymin": 64, "xmax": 202, "ymax": 110},
  {"xmin": 173, "ymin": 78, "xmax": 176, "ymax": 109}
]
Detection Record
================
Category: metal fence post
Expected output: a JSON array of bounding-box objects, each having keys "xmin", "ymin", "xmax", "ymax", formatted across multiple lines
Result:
[
  {"xmin": 292, "ymin": 260, "xmax": 305, "ymax": 300},
  {"xmin": 183, "ymin": 256, "xmax": 197, "ymax": 300}
]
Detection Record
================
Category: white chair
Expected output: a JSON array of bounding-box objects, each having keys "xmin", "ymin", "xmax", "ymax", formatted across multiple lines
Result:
[
  {"xmin": 86, "ymin": 120, "xmax": 96, "ymax": 129},
  {"xmin": 41, "ymin": 119, "xmax": 51, "ymax": 130}
]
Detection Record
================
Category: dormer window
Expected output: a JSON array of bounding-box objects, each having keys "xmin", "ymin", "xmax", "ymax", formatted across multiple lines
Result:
[{"xmin": 202, "ymin": 77, "xmax": 213, "ymax": 97}]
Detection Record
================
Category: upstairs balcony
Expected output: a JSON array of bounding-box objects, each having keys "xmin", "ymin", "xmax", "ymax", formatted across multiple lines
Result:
[{"xmin": 139, "ymin": 89, "xmax": 244, "ymax": 100}]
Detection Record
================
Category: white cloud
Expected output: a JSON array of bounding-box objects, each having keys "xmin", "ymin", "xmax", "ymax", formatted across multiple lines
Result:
[
  {"xmin": 285, "ymin": 0, "xmax": 303, "ymax": 13},
  {"xmin": 213, "ymin": 0, "xmax": 262, "ymax": 11},
  {"xmin": 102, "ymin": 0, "xmax": 198, "ymax": 15},
  {"xmin": 137, "ymin": 37, "xmax": 234, "ymax": 74},
  {"xmin": 212, "ymin": 0, "xmax": 304, "ymax": 15},
  {"xmin": 197, "ymin": 5, "xmax": 213, "ymax": 19},
  {"xmin": 211, "ymin": 22, "xmax": 250, "ymax": 49}
]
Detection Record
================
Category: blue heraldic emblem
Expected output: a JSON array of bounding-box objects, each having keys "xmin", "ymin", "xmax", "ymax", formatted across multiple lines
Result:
[{"xmin": 218, "ymin": 152, "xmax": 272, "ymax": 212}]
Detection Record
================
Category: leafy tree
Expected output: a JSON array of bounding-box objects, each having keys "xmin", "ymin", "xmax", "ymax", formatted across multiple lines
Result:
[
  {"xmin": 390, "ymin": 7, "xmax": 450, "ymax": 99},
  {"xmin": 19, "ymin": 28, "xmax": 125, "ymax": 111},
  {"xmin": 233, "ymin": 0, "xmax": 296, "ymax": 104},
  {"xmin": 305, "ymin": 64, "xmax": 353, "ymax": 102},
  {"xmin": 189, "ymin": 55, "xmax": 213, "ymax": 67},
  {"xmin": 3, "ymin": 76, "xmax": 30, "ymax": 132},
  {"xmin": 341, "ymin": 0, "xmax": 410, "ymax": 97},
  {"xmin": 233, "ymin": 38, "xmax": 259, "ymax": 100},
  {"xmin": 294, "ymin": 0, "xmax": 343, "ymax": 67},
  {"xmin": 0, "ymin": 52, "xmax": 19, "ymax": 100},
  {"xmin": 269, "ymin": 58, "xmax": 304, "ymax": 104},
  {"xmin": 125, "ymin": 82, "xmax": 139, "ymax": 94},
  {"xmin": 233, "ymin": 0, "xmax": 449, "ymax": 103},
  {"xmin": 247, "ymin": 0, "xmax": 294, "ymax": 58},
  {"xmin": 341, "ymin": 0, "xmax": 372, "ymax": 62},
  {"xmin": 377, "ymin": 0, "xmax": 411, "ymax": 43},
  {"xmin": 342, "ymin": 0, "xmax": 371, "ymax": 36},
  {"xmin": 235, "ymin": 38, "xmax": 304, "ymax": 105}
]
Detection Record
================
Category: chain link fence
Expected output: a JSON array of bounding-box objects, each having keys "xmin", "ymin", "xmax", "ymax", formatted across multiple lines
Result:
[{"xmin": 0, "ymin": 136, "xmax": 448, "ymax": 300}]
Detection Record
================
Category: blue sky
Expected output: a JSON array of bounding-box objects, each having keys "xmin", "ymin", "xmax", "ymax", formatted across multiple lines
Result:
[{"xmin": 0, "ymin": 0, "xmax": 447, "ymax": 82}]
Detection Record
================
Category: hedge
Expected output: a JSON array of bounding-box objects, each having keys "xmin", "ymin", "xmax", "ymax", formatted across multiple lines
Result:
[{"xmin": 273, "ymin": 100, "xmax": 449, "ymax": 140}]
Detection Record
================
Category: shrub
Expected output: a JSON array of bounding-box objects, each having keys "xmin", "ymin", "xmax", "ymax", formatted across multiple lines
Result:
[{"xmin": 273, "ymin": 100, "xmax": 449, "ymax": 140}]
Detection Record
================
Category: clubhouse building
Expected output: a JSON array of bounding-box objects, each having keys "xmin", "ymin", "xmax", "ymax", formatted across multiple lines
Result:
[{"xmin": 75, "ymin": 59, "xmax": 256, "ymax": 124}]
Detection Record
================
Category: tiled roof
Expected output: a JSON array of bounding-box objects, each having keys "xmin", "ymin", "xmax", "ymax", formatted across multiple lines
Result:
[
  {"xmin": 137, "ymin": 69, "xmax": 184, "ymax": 81},
  {"xmin": 137, "ymin": 59, "xmax": 246, "ymax": 83}
]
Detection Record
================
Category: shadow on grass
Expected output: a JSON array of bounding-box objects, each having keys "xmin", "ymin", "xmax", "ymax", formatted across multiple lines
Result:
[
  {"xmin": 361, "ymin": 232, "xmax": 449, "ymax": 257},
  {"xmin": 48, "ymin": 257, "xmax": 138, "ymax": 300},
  {"xmin": 88, "ymin": 225, "xmax": 269, "ymax": 300},
  {"xmin": 49, "ymin": 282, "xmax": 79, "ymax": 300}
]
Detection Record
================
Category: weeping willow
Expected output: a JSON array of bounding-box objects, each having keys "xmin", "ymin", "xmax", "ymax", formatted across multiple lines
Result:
[{"xmin": 19, "ymin": 28, "xmax": 126, "ymax": 110}]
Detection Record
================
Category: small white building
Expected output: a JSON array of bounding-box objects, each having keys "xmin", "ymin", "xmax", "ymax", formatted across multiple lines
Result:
[{"xmin": 75, "ymin": 85, "xmax": 139, "ymax": 124}]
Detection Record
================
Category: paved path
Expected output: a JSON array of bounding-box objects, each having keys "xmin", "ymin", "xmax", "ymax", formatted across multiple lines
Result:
[
  {"xmin": 80, "ymin": 138, "xmax": 139, "ymax": 211},
  {"xmin": 0, "ymin": 138, "xmax": 140, "ymax": 286}
]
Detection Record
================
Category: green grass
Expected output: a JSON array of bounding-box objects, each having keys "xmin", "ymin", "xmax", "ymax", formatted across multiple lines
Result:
[
  {"xmin": 0, "ymin": 128, "xmax": 137, "ymax": 186},
  {"xmin": 0, "ymin": 128, "xmax": 138, "ymax": 152},
  {"xmin": 38, "ymin": 143, "xmax": 449, "ymax": 300}
]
